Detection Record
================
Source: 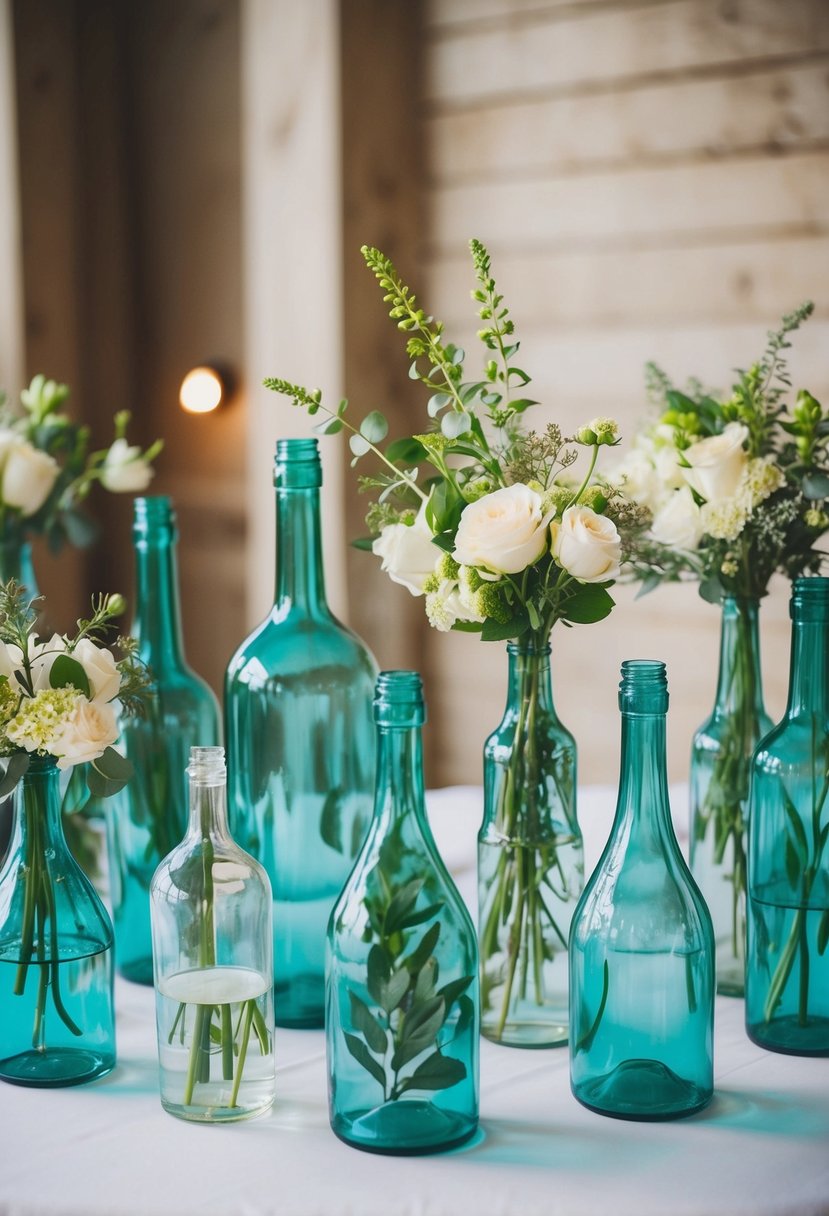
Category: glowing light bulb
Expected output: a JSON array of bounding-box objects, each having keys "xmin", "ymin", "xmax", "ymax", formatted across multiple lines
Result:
[{"xmin": 179, "ymin": 366, "xmax": 224, "ymax": 414}]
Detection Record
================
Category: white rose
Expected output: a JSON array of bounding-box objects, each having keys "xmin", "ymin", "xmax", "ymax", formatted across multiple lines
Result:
[
  {"xmin": 611, "ymin": 448, "xmax": 665, "ymax": 513},
  {"xmin": 1, "ymin": 439, "xmax": 59, "ymax": 516},
  {"xmin": 650, "ymin": 486, "xmax": 704, "ymax": 551},
  {"xmin": 100, "ymin": 438, "xmax": 154, "ymax": 493},
  {"xmin": 453, "ymin": 484, "xmax": 552, "ymax": 575},
  {"xmin": 372, "ymin": 507, "xmax": 437, "ymax": 596},
  {"xmin": 73, "ymin": 638, "xmax": 122, "ymax": 704},
  {"xmin": 51, "ymin": 697, "xmax": 119, "ymax": 770},
  {"xmin": 552, "ymin": 505, "xmax": 621, "ymax": 584},
  {"xmin": 28, "ymin": 633, "xmax": 68, "ymax": 692},
  {"xmin": 682, "ymin": 423, "xmax": 749, "ymax": 504}
]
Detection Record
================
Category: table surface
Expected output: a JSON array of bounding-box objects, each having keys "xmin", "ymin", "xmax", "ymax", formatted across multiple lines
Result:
[{"xmin": 1, "ymin": 786, "xmax": 828, "ymax": 1216}]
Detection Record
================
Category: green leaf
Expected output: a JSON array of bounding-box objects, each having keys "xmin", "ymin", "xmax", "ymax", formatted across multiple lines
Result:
[
  {"xmin": 817, "ymin": 909, "xmax": 829, "ymax": 956},
  {"xmin": 349, "ymin": 434, "xmax": 371, "ymax": 459},
  {"xmin": 87, "ymin": 747, "xmax": 134, "ymax": 798},
  {"xmin": 319, "ymin": 787, "xmax": 344, "ymax": 853},
  {"xmin": 430, "ymin": 531, "xmax": 457, "ymax": 553},
  {"xmin": 385, "ymin": 436, "xmax": 426, "ymax": 464},
  {"xmin": 784, "ymin": 836, "xmax": 801, "ymax": 888},
  {"xmin": 436, "ymin": 975, "xmax": 473, "ymax": 1012},
  {"xmin": 313, "ymin": 416, "xmax": 343, "ymax": 436},
  {"xmin": 343, "ymin": 1032, "xmax": 387, "ymax": 1091},
  {"xmin": 414, "ymin": 957, "xmax": 438, "ymax": 1002},
  {"xmin": 400, "ymin": 1052, "xmax": 466, "ymax": 1093},
  {"xmin": 441, "ymin": 411, "xmax": 472, "ymax": 439},
  {"xmin": 481, "ymin": 614, "xmax": 528, "ymax": 642},
  {"xmin": 397, "ymin": 901, "xmax": 444, "ymax": 931},
  {"xmin": 802, "ymin": 472, "xmax": 829, "ymax": 500},
  {"xmin": 50, "ymin": 654, "xmax": 91, "ymax": 698},
  {"xmin": 360, "ymin": 411, "xmax": 389, "ymax": 444},
  {"xmin": 380, "ymin": 967, "xmax": 411, "ymax": 1013},
  {"xmin": 63, "ymin": 509, "xmax": 99, "ymax": 549},
  {"xmin": 383, "ymin": 877, "xmax": 426, "ymax": 936},
  {"xmin": 427, "ymin": 393, "xmax": 451, "ymax": 418},
  {"xmin": 698, "ymin": 579, "xmax": 724, "ymax": 605},
  {"xmin": 348, "ymin": 990, "xmax": 388, "ymax": 1054},
  {"xmin": 575, "ymin": 960, "xmax": 609, "ymax": 1054},
  {"xmin": 426, "ymin": 480, "xmax": 464, "ymax": 535},
  {"xmin": 506, "ymin": 397, "xmax": 538, "ymax": 413},
  {"xmin": 401, "ymin": 995, "xmax": 445, "ymax": 1043},
  {"xmin": 782, "ymin": 789, "xmax": 809, "ymax": 865},
  {"xmin": 404, "ymin": 921, "xmax": 441, "ymax": 974},
  {"xmin": 455, "ymin": 994, "xmax": 475, "ymax": 1035},
  {"xmin": 391, "ymin": 1033, "xmax": 434, "ymax": 1071},
  {"xmin": 451, "ymin": 620, "xmax": 484, "ymax": 633},
  {"xmin": 351, "ymin": 536, "xmax": 376, "ymax": 552},
  {"xmin": 562, "ymin": 585, "xmax": 615, "ymax": 625},
  {"xmin": 0, "ymin": 752, "xmax": 29, "ymax": 797},
  {"xmin": 367, "ymin": 944, "xmax": 391, "ymax": 1005},
  {"xmin": 507, "ymin": 367, "xmax": 530, "ymax": 385}
]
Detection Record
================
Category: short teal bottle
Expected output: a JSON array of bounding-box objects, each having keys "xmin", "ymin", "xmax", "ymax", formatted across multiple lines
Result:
[
  {"xmin": 570, "ymin": 661, "xmax": 715, "ymax": 1120},
  {"xmin": 106, "ymin": 496, "xmax": 220, "ymax": 984},
  {"xmin": 327, "ymin": 672, "xmax": 479, "ymax": 1154},
  {"xmin": 225, "ymin": 439, "xmax": 377, "ymax": 1027},
  {"xmin": 746, "ymin": 577, "xmax": 829, "ymax": 1056},
  {"xmin": 0, "ymin": 756, "xmax": 116, "ymax": 1086}
]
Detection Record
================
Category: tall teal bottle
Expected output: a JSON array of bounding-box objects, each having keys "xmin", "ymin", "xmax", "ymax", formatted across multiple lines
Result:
[
  {"xmin": 106, "ymin": 496, "xmax": 220, "ymax": 984},
  {"xmin": 225, "ymin": 439, "xmax": 377, "ymax": 1028},
  {"xmin": 326, "ymin": 671, "xmax": 479, "ymax": 1154},
  {"xmin": 570, "ymin": 660, "xmax": 715, "ymax": 1120},
  {"xmin": 746, "ymin": 577, "xmax": 829, "ymax": 1056}
]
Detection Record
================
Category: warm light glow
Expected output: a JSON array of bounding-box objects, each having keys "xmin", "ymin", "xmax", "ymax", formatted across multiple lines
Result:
[{"xmin": 179, "ymin": 366, "xmax": 224, "ymax": 414}]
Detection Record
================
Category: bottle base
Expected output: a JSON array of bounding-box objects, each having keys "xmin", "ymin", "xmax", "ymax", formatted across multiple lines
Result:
[
  {"xmin": 0, "ymin": 1047, "xmax": 115, "ymax": 1088},
  {"xmin": 331, "ymin": 1102, "xmax": 478, "ymax": 1155},
  {"xmin": 572, "ymin": 1059, "xmax": 712, "ymax": 1121},
  {"xmin": 746, "ymin": 1016, "xmax": 829, "ymax": 1057},
  {"xmin": 481, "ymin": 1019, "xmax": 568, "ymax": 1049},
  {"xmin": 161, "ymin": 1095, "xmax": 274, "ymax": 1124}
]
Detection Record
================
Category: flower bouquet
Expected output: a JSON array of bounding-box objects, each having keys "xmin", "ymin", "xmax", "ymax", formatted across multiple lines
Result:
[
  {"xmin": 618, "ymin": 303, "xmax": 829, "ymax": 993},
  {"xmin": 0, "ymin": 582, "xmax": 149, "ymax": 1085},
  {"xmin": 265, "ymin": 239, "xmax": 644, "ymax": 1045}
]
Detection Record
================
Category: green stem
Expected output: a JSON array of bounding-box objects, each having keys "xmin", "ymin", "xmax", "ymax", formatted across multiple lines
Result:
[
  {"xmin": 229, "ymin": 1000, "xmax": 255, "ymax": 1109},
  {"xmin": 221, "ymin": 1004, "xmax": 234, "ymax": 1080}
]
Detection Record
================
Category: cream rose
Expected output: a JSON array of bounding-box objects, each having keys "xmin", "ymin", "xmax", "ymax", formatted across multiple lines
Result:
[
  {"xmin": 453, "ymin": 484, "xmax": 551, "ymax": 575},
  {"xmin": 552, "ymin": 505, "xmax": 621, "ymax": 584},
  {"xmin": 682, "ymin": 423, "xmax": 749, "ymax": 504},
  {"xmin": 612, "ymin": 448, "xmax": 665, "ymax": 514},
  {"xmin": 51, "ymin": 697, "xmax": 119, "ymax": 769},
  {"xmin": 100, "ymin": 438, "xmax": 154, "ymax": 493},
  {"xmin": 650, "ymin": 486, "xmax": 703, "ymax": 550},
  {"xmin": 372, "ymin": 507, "xmax": 437, "ymax": 595},
  {"xmin": 1, "ymin": 439, "xmax": 59, "ymax": 516},
  {"xmin": 74, "ymin": 638, "xmax": 122, "ymax": 704}
]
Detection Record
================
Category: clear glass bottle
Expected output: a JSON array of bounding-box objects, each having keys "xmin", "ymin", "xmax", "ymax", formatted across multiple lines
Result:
[
  {"xmin": 690, "ymin": 596, "xmax": 772, "ymax": 996},
  {"xmin": 107, "ymin": 496, "xmax": 220, "ymax": 984},
  {"xmin": 478, "ymin": 639, "xmax": 582, "ymax": 1047},
  {"xmin": 150, "ymin": 746, "xmax": 275, "ymax": 1122},
  {"xmin": 570, "ymin": 660, "xmax": 715, "ymax": 1120},
  {"xmin": 0, "ymin": 756, "xmax": 116, "ymax": 1087},
  {"xmin": 327, "ymin": 671, "xmax": 479, "ymax": 1154},
  {"xmin": 746, "ymin": 577, "xmax": 829, "ymax": 1056},
  {"xmin": 225, "ymin": 438, "xmax": 377, "ymax": 1027}
]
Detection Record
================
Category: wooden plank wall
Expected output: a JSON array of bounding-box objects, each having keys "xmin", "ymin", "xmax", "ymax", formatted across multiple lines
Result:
[
  {"xmin": 420, "ymin": 0, "xmax": 829, "ymax": 786},
  {"xmin": 0, "ymin": 0, "xmax": 23, "ymax": 397}
]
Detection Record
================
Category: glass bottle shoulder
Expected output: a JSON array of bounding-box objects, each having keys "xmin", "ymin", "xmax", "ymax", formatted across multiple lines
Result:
[
  {"xmin": 225, "ymin": 608, "xmax": 377, "ymax": 688},
  {"xmin": 151, "ymin": 835, "xmax": 270, "ymax": 900}
]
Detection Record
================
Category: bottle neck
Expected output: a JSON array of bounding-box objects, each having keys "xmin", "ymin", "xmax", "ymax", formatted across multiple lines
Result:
[
  {"xmin": 11, "ymin": 757, "xmax": 65, "ymax": 853},
  {"xmin": 503, "ymin": 643, "xmax": 556, "ymax": 721},
  {"xmin": 274, "ymin": 486, "xmax": 328, "ymax": 614},
  {"xmin": 613, "ymin": 711, "xmax": 674, "ymax": 846},
  {"xmin": 186, "ymin": 777, "xmax": 231, "ymax": 842},
  {"xmin": 713, "ymin": 596, "xmax": 766, "ymax": 718},
  {"xmin": 786, "ymin": 617, "xmax": 829, "ymax": 720},
  {"xmin": 133, "ymin": 535, "xmax": 185, "ymax": 667},
  {"xmin": 373, "ymin": 725, "xmax": 427, "ymax": 829}
]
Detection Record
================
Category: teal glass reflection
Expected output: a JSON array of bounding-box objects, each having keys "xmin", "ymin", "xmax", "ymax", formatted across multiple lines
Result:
[
  {"xmin": 746, "ymin": 577, "xmax": 829, "ymax": 1056},
  {"xmin": 327, "ymin": 672, "xmax": 479, "ymax": 1154},
  {"xmin": 225, "ymin": 439, "xmax": 377, "ymax": 1028},
  {"xmin": 106, "ymin": 497, "xmax": 220, "ymax": 984},
  {"xmin": 570, "ymin": 660, "xmax": 715, "ymax": 1120},
  {"xmin": 0, "ymin": 757, "xmax": 115, "ymax": 1087}
]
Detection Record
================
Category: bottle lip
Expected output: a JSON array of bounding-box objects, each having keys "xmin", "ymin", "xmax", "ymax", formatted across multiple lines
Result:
[
  {"xmin": 274, "ymin": 438, "xmax": 322, "ymax": 489},
  {"xmin": 133, "ymin": 495, "xmax": 175, "ymax": 538},
  {"xmin": 791, "ymin": 576, "xmax": 829, "ymax": 621},
  {"xmin": 507, "ymin": 640, "xmax": 551, "ymax": 658},
  {"xmin": 187, "ymin": 745, "xmax": 226, "ymax": 782},
  {"xmin": 374, "ymin": 670, "xmax": 426, "ymax": 727},
  {"xmin": 618, "ymin": 659, "xmax": 669, "ymax": 714}
]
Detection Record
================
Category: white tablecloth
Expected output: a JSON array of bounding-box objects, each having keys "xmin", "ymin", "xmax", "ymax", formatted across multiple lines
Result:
[{"xmin": 1, "ymin": 787, "xmax": 828, "ymax": 1216}]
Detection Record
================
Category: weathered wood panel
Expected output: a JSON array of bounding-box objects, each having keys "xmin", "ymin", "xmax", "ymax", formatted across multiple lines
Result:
[{"xmin": 0, "ymin": 0, "xmax": 22, "ymax": 396}]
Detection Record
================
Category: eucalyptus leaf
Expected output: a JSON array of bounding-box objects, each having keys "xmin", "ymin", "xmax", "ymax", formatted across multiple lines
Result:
[
  {"xmin": 50, "ymin": 654, "xmax": 91, "ymax": 698},
  {"xmin": 0, "ymin": 751, "xmax": 29, "ymax": 797},
  {"xmin": 343, "ymin": 1032, "xmax": 386, "ymax": 1090},
  {"xmin": 400, "ymin": 1052, "xmax": 466, "ymax": 1093},
  {"xmin": 313, "ymin": 416, "xmax": 343, "ymax": 436},
  {"xmin": 427, "ymin": 393, "xmax": 451, "ymax": 418},
  {"xmin": 360, "ymin": 411, "xmax": 389, "ymax": 444},
  {"xmin": 349, "ymin": 434, "xmax": 371, "ymax": 459},
  {"xmin": 87, "ymin": 747, "xmax": 134, "ymax": 798},
  {"xmin": 349, "ymin": 990, "xmax": 388, "ymax": 1054},
  {"xmin": 441, "ymin": 411, "xmax": 472, "ymax": 440},
  {"xmin": 802, "ymin": 472, "xmax": 829, "ymax": 500}
]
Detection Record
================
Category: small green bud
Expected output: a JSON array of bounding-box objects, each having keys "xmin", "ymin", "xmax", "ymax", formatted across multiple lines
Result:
[
  {"xmin": 436, "ymin": 552, "xmax": 460, "ymax": 581},
  {"xmin": 104, "ymin": 593, "xmax": 127, "ymax": 618},
  {"xmin": 475, "ymin": 582, "xmax": 512, "ymax": 623}
]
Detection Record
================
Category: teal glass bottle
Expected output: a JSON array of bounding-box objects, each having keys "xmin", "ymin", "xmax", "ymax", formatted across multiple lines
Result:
[
  {"xmin": 106, "ymin": 496, "xmax": 220, "ymax": 984},
  {"xmin": 690, "ymin": 596, "xmax": 772, "ymax": 996},
  {"xmin": 225, "ymin": 439, "xmax": 377, "ymax": 1027},
  {"xmin": 570, "ymin": 660, "xmax": 715, "ymax": 1120},
  {"xmin": 327, "ymin": 671, "xmax": 479, "ymax": 1154},
  {"xmin": 0, "ymin": 756, "xmax": 116, "ymax": 1086},
  {"xmin": 478, "ymin": 639, "xmax": 583, "ymax": 1047},
  {"xmin": 150, "ymin": 747, "xmax": 275, "ymax": 1121},
  {"xmin": 746, "ymin": 577, "xmax": 829, "ymax": 1056}
]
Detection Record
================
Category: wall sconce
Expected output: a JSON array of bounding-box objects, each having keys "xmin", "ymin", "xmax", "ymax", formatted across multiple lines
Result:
[{"xmin": 179, "ymin": 365, "xmax": 232, "ymax": 414}]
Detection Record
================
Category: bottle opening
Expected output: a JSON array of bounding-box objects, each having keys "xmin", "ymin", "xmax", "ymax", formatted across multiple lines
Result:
[
  {"xmin": 133, "ymin": 495, "xmax": 176, "ymax": 540},
  {"xmin": 618, "ymin": 659, "xmax": 669, "ymax": 714},
  {"xmin": 374, "ymin": 670, "xmax": 426, "ymax": 728},
  {"xmin": 274, "ymin": 438, "xmax": 323, "ymax": 489},
  {"xmin": 791, "ymin": 576, "xmax": 829, "ymax": 622},
  {"xmin": 187, "ymin": 745, "xmax": 226, "ymax": 782}
]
